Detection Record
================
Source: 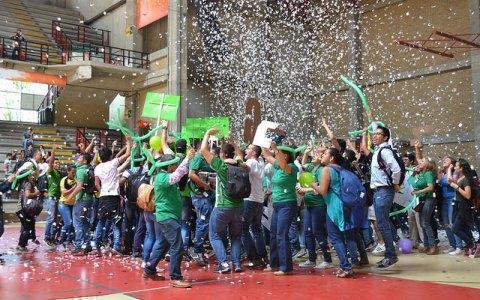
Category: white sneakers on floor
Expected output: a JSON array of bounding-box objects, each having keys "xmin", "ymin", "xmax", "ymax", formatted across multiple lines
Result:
[
  {"xmin": 372, "ymin": 243, "xmax": 386, "ymax": 256},
  {"xmin": 448, "ymin": 248, "xmax": 462, "ymax": 256},
  {"xmin": 315, "ymin": 261, "xmax": 335, "ymax": 269}
]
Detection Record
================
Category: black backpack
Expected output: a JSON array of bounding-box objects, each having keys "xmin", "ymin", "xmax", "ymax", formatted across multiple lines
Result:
[
  {"xmin": 125, "ymin": 167, "xmax": 149, "ymax": 203},
  {"xmin": 377, "ymin": 145, "xmax": 406, "ymax": 186},
  {"xmin": 83, "ymin": 166, "xmax": 96, "ymax": 195},
  {"xmin": 223, "ymin": 164, "xmax": 251, "ymax": 200}
]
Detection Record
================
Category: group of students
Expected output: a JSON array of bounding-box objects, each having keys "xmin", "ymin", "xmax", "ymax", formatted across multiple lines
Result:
[{"xmin": 2, "ymin": 119, "xmax": 480, "ymax": 287}]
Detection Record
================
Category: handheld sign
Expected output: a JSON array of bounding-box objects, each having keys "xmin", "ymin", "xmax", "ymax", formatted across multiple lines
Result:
[{"xmin": 252, "ymin": 120, "xmax": 279, "ymax": 148}]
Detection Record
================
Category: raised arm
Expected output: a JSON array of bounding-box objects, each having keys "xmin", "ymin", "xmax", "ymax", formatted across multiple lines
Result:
[
  {"xmin": 361, "ymin": 128, "xmax": 371, "ymax": 156},
  {"xmin": 84, "ymin": 136, "xmax": 97, "ymax": 154},
  {"xmin": 169, "ymin": 148, "xmax": 195, "ymax": 185},
  {"xmin": 414, "ymin": 140, "xmax": 423, "ymax": 163},
  {"xmin": 322, "ymin": 118, "xmax": 341, "ymax": 151},
  {"xmin": 48, "ymin": 146, "xmax": 56, "ymax": 171},
  {"xmin": 117, "ymin": 136, "xmax": 132, "ymax": 164},
  {"xmin": 161, "ymin": 120, "xmax": 174, "ymax": 155},
  {"xmin": 200, "ymin": 128, "xmax": 218, "ymax": 165}
]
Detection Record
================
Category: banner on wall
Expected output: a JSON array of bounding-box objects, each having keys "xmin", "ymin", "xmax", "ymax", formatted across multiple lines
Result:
[
  {"xmin": 0, "ymin": 68, "xmax": 66, "ymax": 86},
  {"xmin": 136, "ymin": 0, "xmax": 168, "ymax": 29}
]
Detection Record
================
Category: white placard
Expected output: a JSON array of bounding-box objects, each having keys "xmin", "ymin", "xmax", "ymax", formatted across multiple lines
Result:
[{"xmin": 253, "ymin": 120, "xmax": 279, "ymax": 148}]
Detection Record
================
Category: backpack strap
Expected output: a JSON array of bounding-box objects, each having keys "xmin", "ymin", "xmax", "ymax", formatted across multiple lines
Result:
[{"xmin": 377, "ymin": 146, "xmax": 394, "ymax": 186}]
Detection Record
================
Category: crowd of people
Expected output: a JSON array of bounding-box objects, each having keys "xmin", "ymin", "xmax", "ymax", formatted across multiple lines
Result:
[{"xmin": 1, "ymin": 120, "xmax": 480, "ymax": 288}]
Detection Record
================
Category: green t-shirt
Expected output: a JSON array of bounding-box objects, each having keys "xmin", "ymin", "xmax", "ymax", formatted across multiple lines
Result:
[
  {"xmin": 210, "ymin": 156, "xmax": 243, "ymax": 208},
  {"xmin": 303, "ymin": 163, "xmax": 325, "ymax": 207},
  {"xmin": 189, "ymin": 153, "xmax": 214, "ymax": 197},
  {"xmin": 46, "ymin": 169, "xmax": 62, "ymax": 198},
  {"xmin": 154, "ymin": 172, "xmax": 182, "ymax": 222},
  {"xmin": 407, "ymin": 171, "xmax": 435, "ymax": 198},
  {"xmin": 271, "ymin": 161, "xmax": 298, "ymax": 203},
  {"xmin": 75, "ymin": 164, "xmax": 93, "ymax": 200}
]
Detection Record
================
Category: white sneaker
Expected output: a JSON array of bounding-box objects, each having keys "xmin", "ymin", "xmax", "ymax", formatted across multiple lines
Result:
[
  {"xmin": 372, "ymin": 243, "xmax": 386, "ymax": 256},
  {"xmin": 443, "ymin": 247, "xmax": 455, "ymax": 254},
  {"xmin": 299, "ymin": 260, "xmax": 316, "ymax": 268},
  {"xmin": 449, "ymin": 248, "xmax": 462, "ymax": 256},
  {"xmin": 315, "ymin": 261, "xmax": 335, "ymax": 269}
]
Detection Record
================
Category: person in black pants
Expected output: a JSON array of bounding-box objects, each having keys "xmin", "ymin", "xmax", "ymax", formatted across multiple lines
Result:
[{"xmin": 16, "ymin": 179, "xmax": 39, "ymax": 252}]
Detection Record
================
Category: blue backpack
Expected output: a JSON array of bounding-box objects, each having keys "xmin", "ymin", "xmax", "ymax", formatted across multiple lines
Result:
[
  {"xmin": 330, "ymin": 165, "xmax": 366, "ymax": 229},
  {"xmin": 329, "ymin": 165, "xmax": 366, "ymax": 208}
]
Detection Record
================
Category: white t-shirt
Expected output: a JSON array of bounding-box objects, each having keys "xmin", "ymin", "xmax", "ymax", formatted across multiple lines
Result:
[
  {"xmin": 94, "ymin": 158, "xmax": 120, "ymax": 197},
  {"xmin": 245, "ymin": 157, "xmax": 265, "ymax": 203}
]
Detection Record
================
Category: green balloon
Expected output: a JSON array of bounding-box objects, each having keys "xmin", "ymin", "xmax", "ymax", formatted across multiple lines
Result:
[
  {"xmin": 299, "ymin": 172, "xmax": 314, "ymax": 188},
  {"xmin": 149, "ymin": 135, "xmax": 162, "ymax": 150}
]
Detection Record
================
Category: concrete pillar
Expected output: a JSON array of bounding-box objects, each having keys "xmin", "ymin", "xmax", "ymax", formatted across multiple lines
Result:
[
  {"xmin": 126, "ymin": 0, "xmax": 143, "ymax": 52},
  {"xmin": 346, "ymin": 0, "xmax": 363, "ymax": 131},
  {"xmin": 167, "ymin": 0, "xmax": 185, "ymax": 131},
  {"xmin": 468, "ymin": 0, "xmax": 480, "ymax": 166}
]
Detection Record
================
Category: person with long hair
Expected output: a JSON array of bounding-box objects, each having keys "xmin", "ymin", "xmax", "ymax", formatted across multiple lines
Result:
[
  {"xmin": 439, "ymin": 156, "xmax": 463, "ymax": 255},
  {"xmin": 297, "ymin": 143, "xmax": 333, "ymax": 269},
  {"xmin": 312, "ymin": 147, "xmax": 353, "ymax": 278},
  {"xmin": 448, "ymin": 159, "xmax": 476, "ymax": 256},
  {"xmin": 262, "ymin": 142, "xmax": 298, "ymax": 276},
  {"xmin": 408, "ymin": 158, "xmax": 438, "ymax": 255}
]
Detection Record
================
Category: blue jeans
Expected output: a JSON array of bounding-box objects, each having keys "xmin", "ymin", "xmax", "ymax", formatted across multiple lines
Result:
[
  {"xmin": 143, "ymin": 211, "xmax": 156, "ymax": 261},
  {"xmin": 288, "ymin": 207, "xmax": 305, "ymax": 251},
  {"xmin": 123, "ymin": 200, "xmax": 139, "ymax": 254},
  {"xmin": 181, "ymin": 196, "xmax": 193, "ymax": 251},
  {"xmin": 192, "ymin": 194, "xmax": 213, "ymax": 253},
  {"xmin": 133, "ymin": 209, "xmax": 146, "ymax": 254},
  {"xmin": 304, "ymin": 205, "xmax": 331, "ymax": 263},
  {"xmin": 145, "ymin": 218, "xmax": 183, "ymax": 280},
  {"xmin": 373, "ymin": 187, "xmax": 397, "ymax": 259},
  {"xmin": 242, "ymin": 200, "xmax": 268, "ymax": 261},
  {"xmin": 270, "ymin": 201, "xmax": 296, "ymax": 272},
  {"xmin": 44, "ymin": 197, "xmax": 59, "ymax": 240},
  {"xmin": 95, "ymin": 216, "xmax": 122, "ymax": 251},
  {"xmin": 73, "ymin": 198, "xmax": 93, "ymax": 250},
  {"xmin": 420, "ymin": 197, "xmax": 437, "ymax": 248},
  {"xmin": 326, "ymin": 216, "xmax": 352, "ymax": 270},
  {"xmin": 58, "ymin": 202, "xmax": 73, "ymax": 243},
  {"xmin": 442, "ymin": 197, "xmax": 463, "ymax": 249},
  {"xmin": 209, "ymin": 207, "xmax": 243, "ymax": 266}
]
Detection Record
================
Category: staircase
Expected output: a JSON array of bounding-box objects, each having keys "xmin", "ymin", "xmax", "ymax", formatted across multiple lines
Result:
[{"xmin": 0, "ymin": 0, "xmax": 84, "ymax": 64}]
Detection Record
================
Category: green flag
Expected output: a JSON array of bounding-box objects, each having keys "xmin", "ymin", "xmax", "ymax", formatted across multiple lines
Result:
[{"xmin": 141, "ymin": 92, "xmax": 180, "ymax": 121}]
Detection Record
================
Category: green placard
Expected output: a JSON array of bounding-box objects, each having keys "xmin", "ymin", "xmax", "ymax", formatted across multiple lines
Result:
[
  {"xmin": 183, "ymin": 117, "xmax": 230, "ymax": 138},
  {"xmin": 141, "ymin": 92, "xmax": 180, "ymax": 121}
]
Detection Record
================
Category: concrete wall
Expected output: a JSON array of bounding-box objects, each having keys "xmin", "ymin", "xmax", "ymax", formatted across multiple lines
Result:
[
  {"xmin": 66, "ymin": 0, "xmax": 136, "ymax": 50},
  {"xmin": 311, "ymin": 0, "xmax": 476, "ymax": 162},
  {"xmin": 55, "ymin": 86, "xmax": 116, "ymax": 129}
]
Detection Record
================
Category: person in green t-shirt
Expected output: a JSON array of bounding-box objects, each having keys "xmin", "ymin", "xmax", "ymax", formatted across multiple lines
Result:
[
  {"xmin": 408, "ymin": 158, "xmax": 437, "ymax": 254},
  {"xmin": 143, "ymin": 121, "xmax": 194, "ymax": 288},
  {"xmin": 296, "ymin": 143, "xmax": 332, "ymax": 269},
  {"xmin": 68, "ymin": 152, "xmax": 94, "ymax": 255},
  {"xmin": 44, "ymin": 146, "xmax": 62, "ymax": 247},
  {"xmin": 261, "ymin": 140, "xmax": 298, "ymax": 276},
  {"xmin": 199, "ymin": 128, "xmax": 250, "ymax": 274}
]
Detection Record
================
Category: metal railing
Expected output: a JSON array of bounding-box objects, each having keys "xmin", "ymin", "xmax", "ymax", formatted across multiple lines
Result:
[
  {"xmin": 70, "ymin": 43, "xmax": 149, "ymax": 69},
  {"xmin": 0, "ymin": 35, "xmax": 56, "ymax": 65},
  {"xmin": 76, "ymin": 127, "xmax": 124, "ymax": 149},
  {"xmin": 52, "ymin": 20, "xmax": 110, "ymax": 46},
  {"xmin": 37, "ymin": 85, "xmax": 62, "ymax": 125}
]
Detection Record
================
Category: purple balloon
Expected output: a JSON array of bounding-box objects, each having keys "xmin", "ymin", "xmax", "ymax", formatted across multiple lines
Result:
[{"xmin": 399, "ymin": 238, "xmax": 413, "ymax": 254}]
